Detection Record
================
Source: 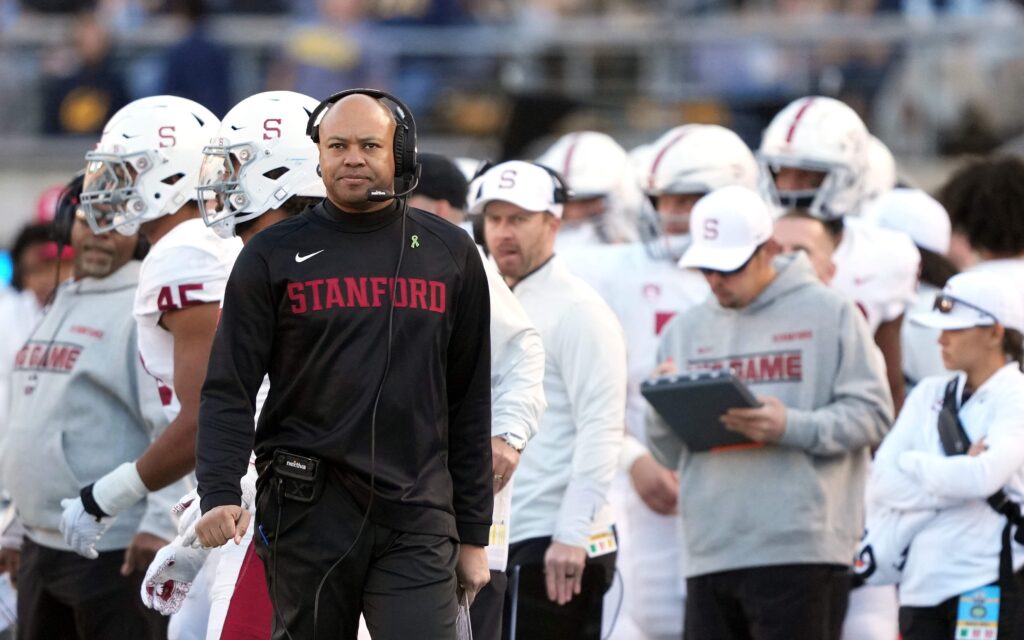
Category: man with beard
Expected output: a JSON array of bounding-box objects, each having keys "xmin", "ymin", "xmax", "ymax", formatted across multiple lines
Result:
[{"xmin": 0, "ymin": 175, "xmax": 184, "ymax": 639}]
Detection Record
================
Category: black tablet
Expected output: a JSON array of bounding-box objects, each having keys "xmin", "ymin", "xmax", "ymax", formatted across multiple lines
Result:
[{"xmin": 640, "ymin": 370, "xmax": 762, "ymax": 452}]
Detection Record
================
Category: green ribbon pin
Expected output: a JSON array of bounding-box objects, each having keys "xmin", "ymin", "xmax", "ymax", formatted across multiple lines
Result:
[{"xmin": 410, "ymin": 235, "xmax": 420, "ymax": 249}]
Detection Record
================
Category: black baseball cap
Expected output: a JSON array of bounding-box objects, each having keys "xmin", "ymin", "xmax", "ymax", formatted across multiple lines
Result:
[{"xmin": 413, "ymin": 153, "xmax": 469, "ymax": 210}]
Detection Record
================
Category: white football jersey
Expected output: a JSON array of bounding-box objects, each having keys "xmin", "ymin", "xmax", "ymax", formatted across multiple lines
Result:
[
  {"xmin": 561, "ymin": 242, "xmax": 709, "ymax": 439},
  {"xmin": 832, "ymin": 216, "xmax": 920, "ymax": 335},
  {"xmin": 135, "ymin": 217, "xmax": 242, "ymax": 420}
]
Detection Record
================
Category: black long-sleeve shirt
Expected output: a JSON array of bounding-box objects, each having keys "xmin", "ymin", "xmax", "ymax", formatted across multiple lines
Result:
[{"xmin": 196, "ymin": 199, "xmax": 493, "ymax": 545}]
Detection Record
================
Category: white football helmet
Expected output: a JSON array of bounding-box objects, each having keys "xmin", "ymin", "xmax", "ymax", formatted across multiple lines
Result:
[
  {"xmin": 638, "ymin": 124, "xmax": 759, "ymax": 260},
  {"xmin": 759, "ymin": 96, "xmax": 869, "ymax": 221},
  {"xmin": 536, "ymin": 131, "xmax": 642, "ymax": 243},
  {"xmin": 81, "ymin": 96, "xmax": 220, "ymax": 236},
  {"xmin": 198, "ymin": 91, "xmax": 325, "ymax": 239},
  {"xmin": 860, "ymin": 135, "xmax": 897, "ymax": 207},
  {"xmin": 642, "ymin": 124, "xmax": 759, "ymax": 198}
]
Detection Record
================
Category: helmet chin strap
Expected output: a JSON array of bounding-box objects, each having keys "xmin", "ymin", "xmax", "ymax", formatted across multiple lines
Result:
[{"xmin": 660, "ymin": 233, "xmax": 692, "ymax": 262}]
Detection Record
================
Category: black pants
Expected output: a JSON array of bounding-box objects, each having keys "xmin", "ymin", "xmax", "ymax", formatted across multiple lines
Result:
[
  {"xmin": 16, "ymin": 538, "xmax": 167, "ymax": 640},
  {"xmin": 254, "ymin": 471, "xmax": 459, "ymax": 640},
  {"xmin": 501, "ymin": 536, "xmax": 617, "ymax": 640},
  {"xmin": 900, "ymin": 588, "xmax": 1024, "ymax": 640},
  {"xmin": 471, "ymin": 570, "xmax": 508, "ymax": 640},
  {"xmin": 898, "ymin": 594, "xmax": 959, "ymax": 640},
  {"xmin": 685, "ymin": 563, "xmax": 850, "ymax": 640}
]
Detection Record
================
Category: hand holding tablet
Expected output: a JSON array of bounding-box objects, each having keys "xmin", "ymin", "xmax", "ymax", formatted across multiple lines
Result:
[{"xmin": 641, "ymin": 370, "xmax": 768, "ymax": 452}]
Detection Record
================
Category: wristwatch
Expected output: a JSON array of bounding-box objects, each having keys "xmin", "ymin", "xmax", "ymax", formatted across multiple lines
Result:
[{"xmin": 496, "ymin": 432, "xmax": 526, "ymax": 453}]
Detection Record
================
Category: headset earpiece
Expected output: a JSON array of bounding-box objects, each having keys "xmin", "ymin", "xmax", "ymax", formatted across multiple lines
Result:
[
  {"xmin": 530, "ymin": 163, "xmax": 572, "ymax": 205},
  {"xmin": 306, "ymin": 88, "xmax": 419, "ymax": 193},
  {"xmin": 53, "ymin": 172, "xmax": 85, "ymax": 246}
]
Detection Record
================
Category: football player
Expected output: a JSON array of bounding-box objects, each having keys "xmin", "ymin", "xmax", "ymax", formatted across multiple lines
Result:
[
  {"xmin": 62, "ymin": 97, "xmax": 236, "ymax": 634},
  {"xmin": 536, "ymin": 131, "xmax": 643, "ymax": 247},
  {"xmin": 760, "ymin": 96, "xmax": 919, "ymax": 413}
]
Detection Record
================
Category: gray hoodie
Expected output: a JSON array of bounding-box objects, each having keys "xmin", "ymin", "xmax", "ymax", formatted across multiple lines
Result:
[
  {"xmin": 647, "ymin": 252, "xmax": 892, "ymax": 577},
  {"xmin": 1, "ymin": 261, "xmax": 184, "ymax": 551}
]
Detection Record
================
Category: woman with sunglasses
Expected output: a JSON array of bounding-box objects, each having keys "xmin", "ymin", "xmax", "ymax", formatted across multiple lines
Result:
[{"xmin": 868, "ymin": 270, "xmax": 1024, "ymax": 638}]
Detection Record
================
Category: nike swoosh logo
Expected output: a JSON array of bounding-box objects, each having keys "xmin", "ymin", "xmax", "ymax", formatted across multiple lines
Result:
[
  {"xmin": 295, "ymin": 250, "xmax": 324, "ymax": 263},
  {"xmin": 230, "ymin": 124, "xmax": 245, "ymax": 131}
]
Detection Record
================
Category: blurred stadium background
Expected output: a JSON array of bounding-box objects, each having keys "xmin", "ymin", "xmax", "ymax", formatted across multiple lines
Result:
[{"xmin": 1, "ymin": 0, "xmax": 1023, "ymax": 257}]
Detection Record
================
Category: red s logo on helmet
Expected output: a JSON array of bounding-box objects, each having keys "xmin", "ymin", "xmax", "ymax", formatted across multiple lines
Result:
[
  {"xmin": 263, "ymin": 118, "xmax": 282, "ymax": 140},
  {"xmin": 703, "ymin": 218, "xmax": 719, "ymax": 240},
  {"xmin": 158, "ymin": 126, "xmax": 177, "ymax": 148}
]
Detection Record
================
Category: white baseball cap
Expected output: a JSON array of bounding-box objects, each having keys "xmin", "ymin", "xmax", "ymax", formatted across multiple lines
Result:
[
  {"xmin": 911, "ymin": 271, "xmax": 1024, "ymax": 334},
  {"xmin": 678, "ymin": 185, "xmax": 774, "ymax": 272},
  {"xmin": 864, "ymin": 188, "xmax": 951, "ymax": 255},
  {"xmin": 467, "ymin": 160, "xmax": 567, "ymax": 218}
]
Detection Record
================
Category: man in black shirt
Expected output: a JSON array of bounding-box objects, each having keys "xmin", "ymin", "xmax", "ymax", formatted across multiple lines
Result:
[{"xmin": 193, "ymin": 91, "xmax": 493, "ymax": 639}]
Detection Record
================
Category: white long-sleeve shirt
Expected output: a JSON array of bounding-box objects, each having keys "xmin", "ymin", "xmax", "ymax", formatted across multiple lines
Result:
[
  {"xmin": 507, "ymin": 256, "xmax": 627, "ymax": 547},
  {"xmin": 870, "ymin": 363, "xmax": 1024, "ymax": 605},
  {"xmin": 480, "ymin": 249, "xmax": 546, "ymax": 443}
]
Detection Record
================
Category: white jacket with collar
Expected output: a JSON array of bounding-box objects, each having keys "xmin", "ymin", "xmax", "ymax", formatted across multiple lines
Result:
[
  {"xmin": 870, "ymin": 363, "xmax": 1024, "ymax": 606},
  {"xmin": 507, "ymin": 256, "xmax": 627, "ymax": 547}
]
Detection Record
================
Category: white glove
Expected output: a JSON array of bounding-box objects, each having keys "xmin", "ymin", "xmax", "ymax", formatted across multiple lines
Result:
[
  {"xmin": 179, "ymin": 467, "xmax": 259, "ymax": 549},
  {"xmin": 171, "ymin": 490, "xmax": 202, "ymax": 539},
  {"xmin": 59, "ymin": 462, "xmax": 147, "ymax": 559},
  {"xmin": 140, "ymin": 534, "xmax": 211, "ymax": 615},
  {"xmin": 59, "ymin": 498, "xmax": 114, "ymax": 559},
  {"xmin": 240, "ymin": 466, "xmax": 258, "ymax": 514}
]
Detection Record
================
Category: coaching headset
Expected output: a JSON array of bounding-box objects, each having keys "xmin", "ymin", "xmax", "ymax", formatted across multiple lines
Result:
[
  {"xmin": 52, "ymin": 172, "xmax": 149, "ymax": 261},
  {"xmin": 306, "ymin": 88, "xmax": 421, "ymax": 199}
]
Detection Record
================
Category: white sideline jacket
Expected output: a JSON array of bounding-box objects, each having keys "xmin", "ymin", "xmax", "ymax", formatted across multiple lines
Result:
[{"xmin": 870, "ymin": 363, "xmax": 1024, "ymax": 606}]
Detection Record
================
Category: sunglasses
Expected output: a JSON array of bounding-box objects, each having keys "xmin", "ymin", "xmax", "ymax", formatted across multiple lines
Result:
[
  {"xmin": 698, "ymin": 243, "xmax": 764, "ymax": 277},
  {"xmin": 932, "ymin": 293, "xmax": 997, "ymax": 324}
]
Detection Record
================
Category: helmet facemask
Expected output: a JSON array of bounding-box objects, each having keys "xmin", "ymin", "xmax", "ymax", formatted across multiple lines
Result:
[
  {"xmin": 81, "ymin": 150, "xmax": 160, "ymax": 237},
  {"xmin": 198, "ymin": 142, "xmax": 262, "ymax": 239},
  {"xmin": 760, "ymin": 156, "xmax": 859, "ymax": 221}
]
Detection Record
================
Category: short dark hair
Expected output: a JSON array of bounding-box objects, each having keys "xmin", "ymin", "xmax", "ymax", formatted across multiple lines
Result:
[
  {"xmin": 779, "ymin": 208, "xmax": 841, "ymax": 247},
  {"xmin": 412, "ymin": 153, "xmax": 468, "ymax": 210},
  {"xmin": 918, "ymin": 246, "xmax": 959, "ymax": 290},
  {"xmin": 10, "ymin": 223, "xmax": 54, "ymax": 291},
  {"xmin": 938, "ymin": 155, "xmax": 1024, "ymax": 257},
  {"xmin": 1005, "ymin": 328, "xmax": 1024, "ymax": 373}
]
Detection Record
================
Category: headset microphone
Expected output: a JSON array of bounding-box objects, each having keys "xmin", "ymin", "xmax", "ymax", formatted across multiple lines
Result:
[{"xmin": 366, "ymin": 175, "xmax": 420, "ymax": 203}]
